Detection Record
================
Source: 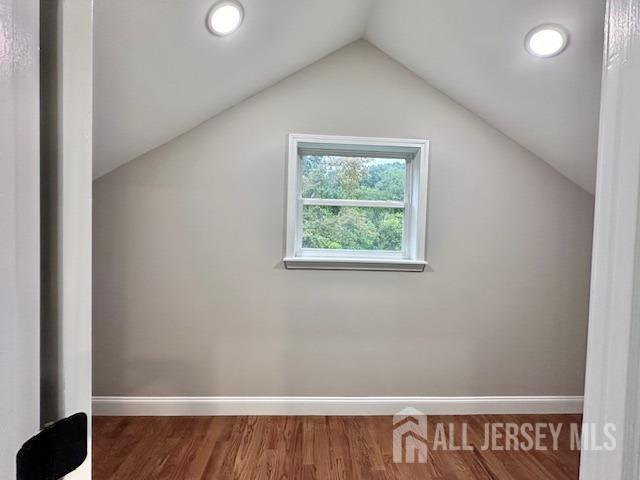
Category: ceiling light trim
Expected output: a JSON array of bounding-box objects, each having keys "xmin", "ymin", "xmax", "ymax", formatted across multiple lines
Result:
[
  {"xmin": 525, "ymin": 23, "xmax": 569, "ymax": 58},
  {"xmin": 207, "ymin": 0, "xmax": 244, "ymax": 37}
]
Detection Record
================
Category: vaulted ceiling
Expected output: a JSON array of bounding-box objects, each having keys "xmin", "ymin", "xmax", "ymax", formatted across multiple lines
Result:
[{"xmin": 94, "ymin": 0, "xmax": 605, "ymax": 192}]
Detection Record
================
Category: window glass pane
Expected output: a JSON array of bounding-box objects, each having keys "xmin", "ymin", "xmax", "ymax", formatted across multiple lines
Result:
[
  {"xmin": 302, "ymin": 206, "xmax": 404, "ymax": 251},
  {"xmin": 301, "ymin": 155, "xmax": 406, "ymax": 201}
]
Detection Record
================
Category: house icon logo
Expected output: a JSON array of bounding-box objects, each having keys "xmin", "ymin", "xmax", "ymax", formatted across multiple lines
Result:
[{"xmin": 393, "ymin": 407, "xmax": 429, "ymax": 463}]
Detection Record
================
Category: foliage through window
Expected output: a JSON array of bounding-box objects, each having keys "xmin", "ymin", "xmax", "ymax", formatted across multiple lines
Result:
[
  {"xmin": 285, "ymin": 135, "xmax": 429, "ymax": 271},
  {"xmin": 301, "ymin": 156, "xmax": 406, "ymax": 251}
]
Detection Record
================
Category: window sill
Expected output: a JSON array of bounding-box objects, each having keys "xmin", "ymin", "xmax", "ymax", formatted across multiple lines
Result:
[{"xmin": 283, "ymin": 257, "xmax": 427, "ymax": 272}]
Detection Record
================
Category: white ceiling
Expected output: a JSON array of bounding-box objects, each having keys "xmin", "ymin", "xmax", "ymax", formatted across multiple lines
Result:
[
  {"xmin": 365, "ymin": 0, "xmax": 605, "ymax": 193},
  {"xmin": 93, "ymin": 0, "xmax": 373, "ymax": 178},
  {"xmin": 94, "ymin": 0, "xmax": 605, "ymax": 192}
]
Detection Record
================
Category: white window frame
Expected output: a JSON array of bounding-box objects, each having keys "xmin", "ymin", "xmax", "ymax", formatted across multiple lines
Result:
[{"xmin": 284, "ymin": 134, "xmax": 430, "ymax": 271}]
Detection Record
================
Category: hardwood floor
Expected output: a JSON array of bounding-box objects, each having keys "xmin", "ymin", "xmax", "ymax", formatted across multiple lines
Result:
[{"xmin": 93, "ymin": 415, "xmax": 581, "ymax": 479}]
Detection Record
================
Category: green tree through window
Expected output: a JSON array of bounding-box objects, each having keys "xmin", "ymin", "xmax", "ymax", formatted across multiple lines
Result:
[{"xmin": 301, "ymin": 156, "xmax": 406, "ymax": 251}]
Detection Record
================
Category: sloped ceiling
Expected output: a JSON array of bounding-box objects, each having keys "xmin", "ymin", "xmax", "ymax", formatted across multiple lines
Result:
[
  {"xmin": 94, "ymin": 0, "xmax": 605, "ymax": 192},
  {"xmin": 365, "ymin": 0, "xmax": 605, "ymax": 193},
  {"xmin": 93, "ymin": 0, "xmax": 374, "ymax": 178}
]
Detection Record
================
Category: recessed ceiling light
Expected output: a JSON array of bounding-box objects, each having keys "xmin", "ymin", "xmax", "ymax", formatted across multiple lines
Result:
[
  {"xmin": 525, "ymin": 24, "xmax": 569, "ymax": 58},
  {"xmin": 207, "ymin": 0, "xmax": 244, "ymax": 36}
]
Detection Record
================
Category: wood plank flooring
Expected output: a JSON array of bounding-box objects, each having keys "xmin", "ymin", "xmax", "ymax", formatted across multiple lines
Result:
[{"xmin": 93, "ymin": 415, "xmax": 581, "ymax": 479}]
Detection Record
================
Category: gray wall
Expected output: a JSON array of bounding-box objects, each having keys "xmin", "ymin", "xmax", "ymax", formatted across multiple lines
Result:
[{"xmin": 93, "ymin": 41, "xmax": 594, "ymax": 397}]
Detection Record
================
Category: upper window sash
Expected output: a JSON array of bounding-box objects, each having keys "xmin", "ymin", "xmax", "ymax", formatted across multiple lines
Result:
[{"xmin": 301, "ymin": 198, "xmax": 405, "ymax": 209}]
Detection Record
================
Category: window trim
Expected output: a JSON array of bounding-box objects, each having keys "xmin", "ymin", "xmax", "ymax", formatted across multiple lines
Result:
[{"xmin": 284, "ymin": 134, "xmax": 430, "ymax": 272}]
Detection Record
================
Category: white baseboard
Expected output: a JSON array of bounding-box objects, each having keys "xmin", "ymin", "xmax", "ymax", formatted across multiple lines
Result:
[{"xmin": 92, "ymin": 395, "xmax": 583, "ymax": 416}]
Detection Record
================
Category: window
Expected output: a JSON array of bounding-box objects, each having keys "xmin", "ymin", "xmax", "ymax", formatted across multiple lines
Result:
[{"xmin": 284, "ymin": 134, "xmax": 430, "ymax": 271}]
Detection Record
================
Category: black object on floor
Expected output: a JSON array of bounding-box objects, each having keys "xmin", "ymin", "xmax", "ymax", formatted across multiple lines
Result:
[{"xmin": 16, "ymin": 412, "xmax": 87, "ymax": 480}]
